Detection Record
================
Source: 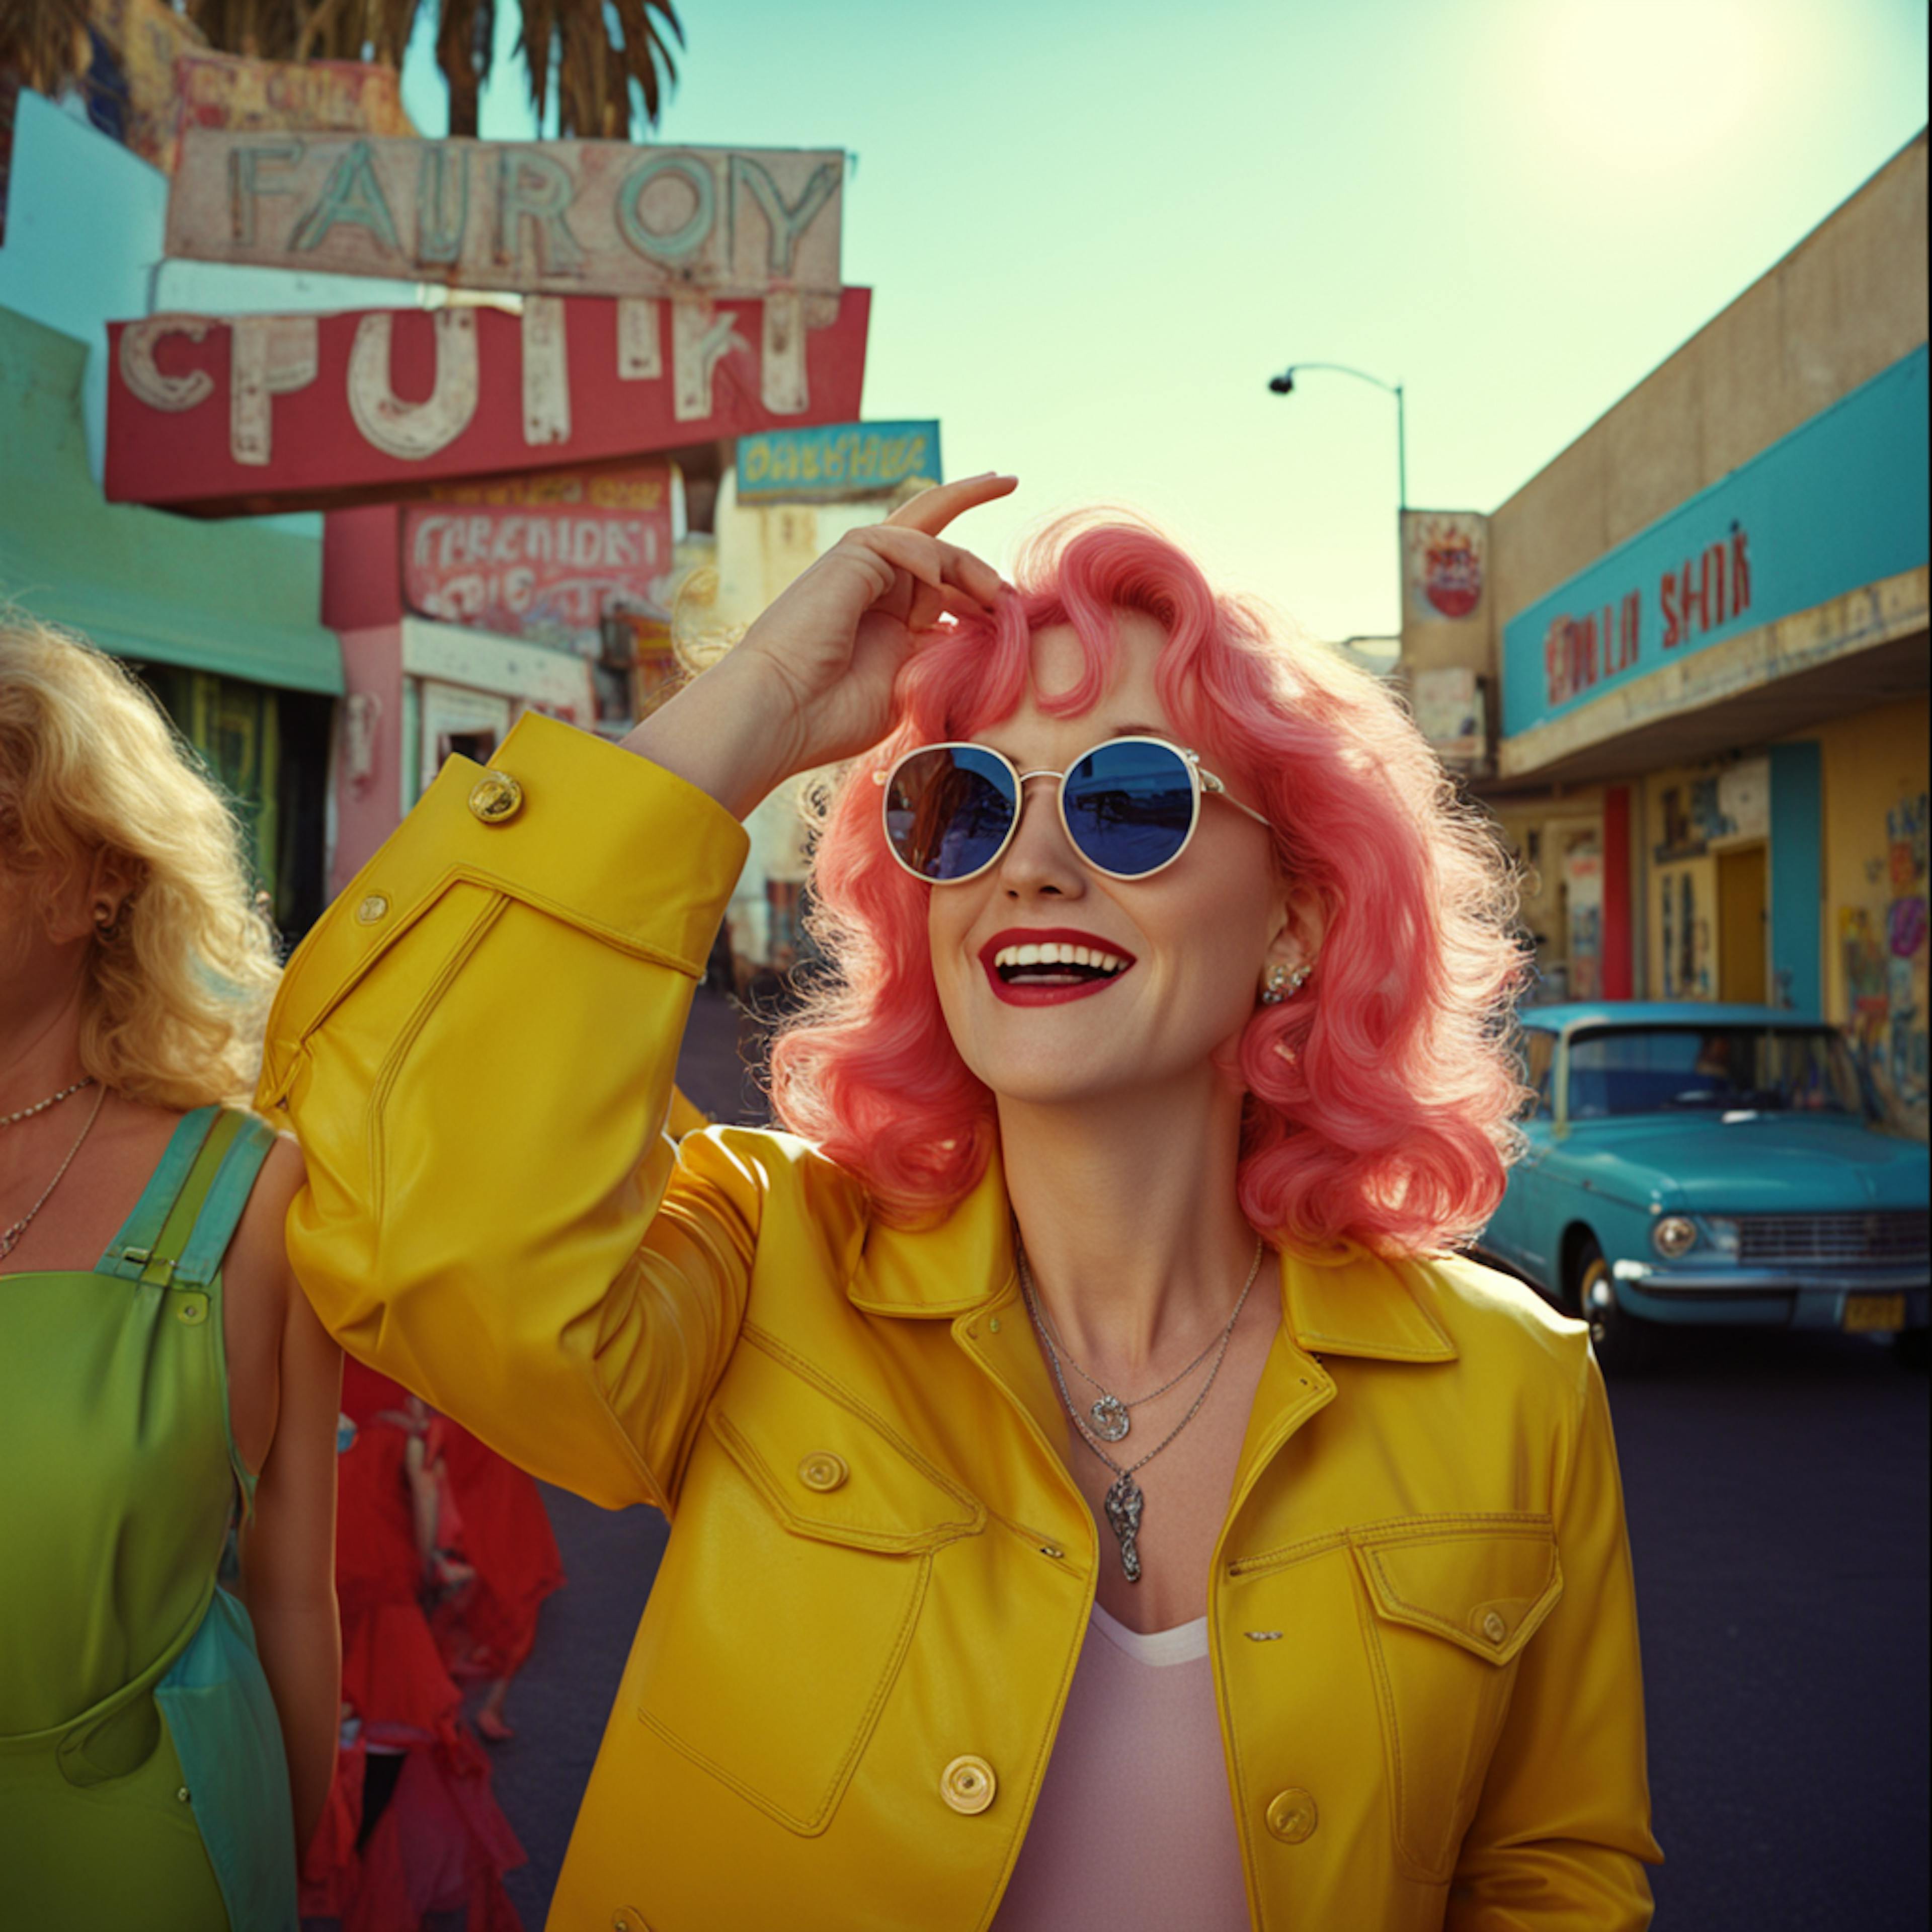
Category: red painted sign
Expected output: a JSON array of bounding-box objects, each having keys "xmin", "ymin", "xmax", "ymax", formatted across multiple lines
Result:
[
  {"xmin": 173, "ymin": 51, "xmax": 415, "ymax": 163},
  {"xmin": 1422, "ymin": 531, "xmax": 1482, "ymax": 617},
  {"xmin": 105, "ymin": 288, "xmax": 870, "ymax": 516},
  {"xmin": 402, "ymin": 487, "xmax": 673, "ymax": 649},
  {"xmin": 1661, "ymin": 524, "xmax": 1752, "ymax": 650},
  {"xmin": 1544, "ymin": 523, "xmax": 1753, "ymax": 711},
  {"xmin": 1401, "ymin": 511, "xmax": 1488, "ymax": 626}
]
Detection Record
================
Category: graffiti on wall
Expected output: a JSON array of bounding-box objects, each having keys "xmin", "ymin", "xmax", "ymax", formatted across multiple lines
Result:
[
  {"xmin": 1654, "ymin": 759, "xmax": 1769, "ymax": 863},
  {"xmin": 1842, "ymin": 789, "xmax": 1928, "ymax": 1130},
  {"xmin": 1658, "ymin": 863, "xmax": 1714, "ymax": 1000}
]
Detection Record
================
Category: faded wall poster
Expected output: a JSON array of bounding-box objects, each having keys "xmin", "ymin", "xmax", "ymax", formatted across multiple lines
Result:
[{"xmin": 1402, "ymin": 511, "xmax": 1488, "ymax": 624}]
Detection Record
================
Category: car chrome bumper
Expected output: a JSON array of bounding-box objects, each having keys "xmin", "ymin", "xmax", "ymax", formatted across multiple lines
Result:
[{"xmin": 1613, "ymin": 1259, "xmax": 1930, "ymax": 1295}]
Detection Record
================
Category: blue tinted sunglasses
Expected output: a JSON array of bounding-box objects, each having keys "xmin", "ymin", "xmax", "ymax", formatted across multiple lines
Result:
[{"xmin": 875, "ymin": 735, "xmax": 1271, "ymax": 884}]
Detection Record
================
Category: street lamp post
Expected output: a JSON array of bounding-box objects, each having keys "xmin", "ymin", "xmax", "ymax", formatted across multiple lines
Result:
[{"xmin": 1265, "ymin": 362, "xmax": 1407, "ymax": 511}]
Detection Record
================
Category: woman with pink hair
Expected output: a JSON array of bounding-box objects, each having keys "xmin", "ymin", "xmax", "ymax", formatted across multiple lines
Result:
[{"xmin": 267, "ymin": 477, "xmax": 1661, "ymax": 1930}]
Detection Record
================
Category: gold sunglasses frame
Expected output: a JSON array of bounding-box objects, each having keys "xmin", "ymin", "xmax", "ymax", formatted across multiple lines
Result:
[{"xmin": 873, "ymin": 734, "xmax": 1271, "ymax": 886}]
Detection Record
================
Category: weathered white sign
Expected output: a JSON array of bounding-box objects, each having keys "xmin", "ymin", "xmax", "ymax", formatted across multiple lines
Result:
[
  {"xmin": 1410, "ymin": 664, "xmax": 1487, "ymax": 767},
  {"xmin": 166, "ymin": 132, "xmax": 846, "ymax": 300}
]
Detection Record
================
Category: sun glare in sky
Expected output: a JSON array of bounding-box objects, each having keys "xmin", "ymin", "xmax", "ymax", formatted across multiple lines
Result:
[
  {"xmin": 400, "ymin": 0, "xmax": 1927, "ymax": 642},
  {"xmin": 1525, "ymin": 0, "xmax": 1782, "ymax": 176}
]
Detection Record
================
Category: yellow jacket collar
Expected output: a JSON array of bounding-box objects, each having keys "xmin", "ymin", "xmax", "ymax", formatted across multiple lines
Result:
[
  {"xmin": 849, "ymin": 1154, "xmax": 1457, "ymax": 1365},
  {"xmin": 1279, "ymin": 1240, "xmax": 1458, "ymax": 1363},
  {"xmin": 849, "ymin": 1151, "xmax": 1017, "ymax": 1319}
]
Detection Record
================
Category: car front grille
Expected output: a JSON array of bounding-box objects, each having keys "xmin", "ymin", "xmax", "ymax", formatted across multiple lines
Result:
[{"xmin": 1735, "ymin": 1212, "xmax": 1930, "ymax": 1264}]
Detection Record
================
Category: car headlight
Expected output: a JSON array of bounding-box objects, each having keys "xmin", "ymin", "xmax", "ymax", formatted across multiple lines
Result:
[{"xmin": 1652, "ymin": 1215, "xmax": 1699, "ymax": 1258}]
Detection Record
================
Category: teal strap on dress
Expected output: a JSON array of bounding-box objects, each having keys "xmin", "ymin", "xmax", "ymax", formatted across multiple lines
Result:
[
  {"xmin": 155, "ymin": 1588, "xmax": 299, "ymax": 1932},
  {"xmin": 170, "ymin": 1114, "xmax": 277, "ymax": 1289},
  {"xmin": 141, "ymin": 1112, "xmax": 297, "ymax": 1930},
  {"xmin": 96, "ymin": 1107, "xmax": 221, "ymax": 1280}
]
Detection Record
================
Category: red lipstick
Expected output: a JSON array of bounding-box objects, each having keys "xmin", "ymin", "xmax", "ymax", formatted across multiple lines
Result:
[{"xmin": 976, "ymin": 927, "xmax": 1138, "ymax": 1007}]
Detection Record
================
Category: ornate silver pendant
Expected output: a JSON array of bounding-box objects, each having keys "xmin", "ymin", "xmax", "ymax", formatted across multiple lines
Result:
[
  {"xmin": 1104, "ymin": 1474, "xmax": 1145, "ymax": 1582},
  {"xmin": 1089, "ymin": 1395, "xmax": 1131, "ymax": 1442}
]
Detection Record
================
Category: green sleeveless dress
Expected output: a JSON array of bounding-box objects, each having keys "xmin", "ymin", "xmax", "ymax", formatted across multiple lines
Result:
[{"xmin": 0, "ymin": 1105, "xmax": 300, "ymax": 1932}]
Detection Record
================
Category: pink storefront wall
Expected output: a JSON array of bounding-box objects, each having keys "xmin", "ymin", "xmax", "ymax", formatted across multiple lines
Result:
[{"xmin": 325, "ymin": 508, "xmax": 407, "ymax": 901}]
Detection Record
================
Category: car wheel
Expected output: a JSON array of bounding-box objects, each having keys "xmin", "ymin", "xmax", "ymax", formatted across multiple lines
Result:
[{"xmin": 1571, "ymin": 1234, "xmax": 1657, "ymax": 1374}]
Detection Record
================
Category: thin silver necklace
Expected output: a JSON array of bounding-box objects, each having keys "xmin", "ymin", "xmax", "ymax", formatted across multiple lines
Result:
[
  {"xmin": 1, "ymin": 1075, "xmax": 95, "ymax": 1130},
  {"xmin": 1017, "ymin": 1234, "xmax": 1264, "ymax": 1583},
  {"xmin": 1, "ymin": 1083, "xmax": 109, "ymax": 1263},
  {"xmin": 1029, "ymin": 1273, "xmax": 1250, "ymax": 1442}
]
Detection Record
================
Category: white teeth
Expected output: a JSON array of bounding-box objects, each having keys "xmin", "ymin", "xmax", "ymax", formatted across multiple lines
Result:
[{"xmin": 992, "ymin": 941, "xmax": 1130, "ymax": 974}]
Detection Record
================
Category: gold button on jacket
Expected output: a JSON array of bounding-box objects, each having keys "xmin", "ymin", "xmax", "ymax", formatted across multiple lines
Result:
[
  {"xmin": 260, "ymin": 718, "xmax": 1661, "ymax": 1932},
  {"xmin": 940, "ymin": 1754, "xmax": 997, "ymax": 1815},
  {"xmin": 797, "ymin": 1452, "xmax": 848, "ymax": 1493},
  {"xmin": 1264, "ymin": 1787, "xmax": 1318, "ymax": 1844},
  {"xmin": 467, "ymin": 769, "xmax": 524, "ymax": 824}
]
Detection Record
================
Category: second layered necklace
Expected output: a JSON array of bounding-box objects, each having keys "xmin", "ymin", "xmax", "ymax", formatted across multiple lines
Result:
[{"xmin": 1017, "ymin": 1235, "xmax": 1265, "ymax": 1583}]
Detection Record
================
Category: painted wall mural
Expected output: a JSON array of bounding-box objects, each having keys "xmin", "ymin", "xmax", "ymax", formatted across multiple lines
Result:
[{"xmin": 1841, "ymin": 788, "xmax": 1927, "ymax": 1132}]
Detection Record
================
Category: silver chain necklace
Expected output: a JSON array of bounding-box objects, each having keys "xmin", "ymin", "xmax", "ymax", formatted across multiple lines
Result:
[
  {"xmin": 1017, "ymin": 1234, "xmax": 1264, "ymax": 1583},
  {"xmin": 1, "ymin": 1075, "xmax": 95, "ymax": 1130},
  {"xmin": 1029, "ymin": 1265, "xmax": 1253, "ymax": 1442},
  {"xmin": 1, "ymin": 1082, "xmax": 109, "ymax": 1263}
]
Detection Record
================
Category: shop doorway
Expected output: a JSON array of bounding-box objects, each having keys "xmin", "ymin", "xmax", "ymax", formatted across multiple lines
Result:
[{"xmin": 1717, "ymin": 843, "xmax": 1768, "ymax": 1004}]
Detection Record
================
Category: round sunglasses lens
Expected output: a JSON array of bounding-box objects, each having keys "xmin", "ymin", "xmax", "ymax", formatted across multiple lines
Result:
[
  {"xmin": 884, "ymin": 747, "xmax": 1017, "ymax": 880},
  {"xmin": 1061, "ymin": 741, "xmax": 1196, "ymax": 875}
]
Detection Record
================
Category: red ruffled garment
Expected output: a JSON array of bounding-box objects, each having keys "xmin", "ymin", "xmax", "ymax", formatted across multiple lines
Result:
[
  {"xmin": 303, "ymin": 1361, "xmax": 525, "ymax": 1929},
  {"xmin": 427, "ymin": 1416, "xmax": 566, "ymax": 1687}
]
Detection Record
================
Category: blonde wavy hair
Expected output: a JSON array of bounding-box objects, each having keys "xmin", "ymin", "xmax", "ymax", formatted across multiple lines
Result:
[{"xmin": 0, "ymin": 613, "xmax": 280, "ymax": 1109}]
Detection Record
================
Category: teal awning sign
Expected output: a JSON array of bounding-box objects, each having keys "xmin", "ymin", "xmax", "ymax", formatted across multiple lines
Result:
[
  {"xmin": 1501, "ymin": 345, "xmax": 1928, "ymax": 740},
  {"xmin": 737, "ymin": 420, "xmax": 941, "ymax": 504}
]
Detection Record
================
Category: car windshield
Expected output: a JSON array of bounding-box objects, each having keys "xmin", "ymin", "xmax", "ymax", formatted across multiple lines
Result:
[{"xmin": 1565, "ymin": 1026, "xmax": 1870, "ymax": 1120}]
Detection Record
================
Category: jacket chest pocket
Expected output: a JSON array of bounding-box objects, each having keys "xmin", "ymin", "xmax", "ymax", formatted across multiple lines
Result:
[
  {"xmin": 632, "ymin": 1335, "xmax": 983, "ymax": 1836},
  {"xmin": 1349, "ymin": 1515, "xmax": 1564, "ymax": 1884}
]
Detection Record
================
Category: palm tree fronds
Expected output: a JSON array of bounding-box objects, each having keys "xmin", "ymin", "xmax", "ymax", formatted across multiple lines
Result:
[
  {"xmin": 519, "ymin": 0, "xmax": 680, "ymax": 140},
  {"xmin": 9, "ymin": 0, "xmax": 688, "ymax": 150},
  {"xmin": 182, "ymin": 0, "xmax": 416, "ymax": 65},
  {"xmin": 0, "ymin": 0, "xmax": 97, "ymax": 96}
]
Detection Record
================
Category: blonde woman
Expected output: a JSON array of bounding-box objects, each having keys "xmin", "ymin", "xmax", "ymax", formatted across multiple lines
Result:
[{"xmin": 0, "ymin": 616, "xmax": 341, "ymax": 1932}]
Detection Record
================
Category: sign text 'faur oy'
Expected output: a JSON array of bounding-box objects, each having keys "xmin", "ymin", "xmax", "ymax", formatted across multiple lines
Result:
[
  {"xmin": 105, "ymin": 289, "xmax": 871, "ymax": 516},
  {"xmin": 167, "ymin": 132, "xmax": 845, "ymax": 301}
]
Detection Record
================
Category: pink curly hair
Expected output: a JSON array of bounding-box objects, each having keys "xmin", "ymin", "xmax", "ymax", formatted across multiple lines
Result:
[{"xmin": 767, "ymin": 516, "xmax": 1527, "ymax": 1255}]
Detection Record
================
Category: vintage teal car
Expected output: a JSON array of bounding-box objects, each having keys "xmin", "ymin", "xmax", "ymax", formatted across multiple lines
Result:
[{"xmin": 1478, "ymin": 1003, "xmax": 1930, "ymax": 1370}]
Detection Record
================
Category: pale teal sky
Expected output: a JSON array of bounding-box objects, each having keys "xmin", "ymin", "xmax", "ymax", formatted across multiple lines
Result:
[{"xmin": 400, "ymin": 0, "xmax": 1928, "ymax": 641}]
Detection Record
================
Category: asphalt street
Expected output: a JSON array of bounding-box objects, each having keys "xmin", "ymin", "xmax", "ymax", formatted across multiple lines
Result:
[{"xmin": 482, "ymin": 989, "xmax": 1930, "ymax": 1930}]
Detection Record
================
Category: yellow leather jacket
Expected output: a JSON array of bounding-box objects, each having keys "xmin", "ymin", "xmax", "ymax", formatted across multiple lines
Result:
[{"xmin": 260, "ymin": 716, "xmax": 1660, "ymax": 1932}]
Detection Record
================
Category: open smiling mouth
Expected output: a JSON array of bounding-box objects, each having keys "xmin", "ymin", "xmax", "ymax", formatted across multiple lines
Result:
[
  {"xmin": 994, "ymin": 941, "xmax": 1132, "ymax": 986},
  {"xmin": 979, "ymin": 935, "xmax": 1138, "ymax": 1006}
]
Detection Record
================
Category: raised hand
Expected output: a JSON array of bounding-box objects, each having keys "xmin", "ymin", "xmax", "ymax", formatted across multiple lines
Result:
[{"xmin": 621, "ymin": 473, "xmax": 1016, "ymax": 819}]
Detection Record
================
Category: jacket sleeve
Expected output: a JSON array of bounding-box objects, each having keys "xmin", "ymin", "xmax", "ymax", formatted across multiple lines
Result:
[
  {"xmin": 257, "ymin": 713, "xmax": 757, "ymax": 1514},
  {"xmin": 1447, "ymin": 1343, "xmax": 1664, "ymax": 1929}
]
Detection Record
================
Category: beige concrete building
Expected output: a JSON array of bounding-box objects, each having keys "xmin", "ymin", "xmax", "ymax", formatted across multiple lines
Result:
[{"xmin": 1401, "ymin": 132, "xmax": 1928, "ymax": 1135}]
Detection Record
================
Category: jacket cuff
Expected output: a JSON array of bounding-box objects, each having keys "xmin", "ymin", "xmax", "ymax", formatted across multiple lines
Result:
[{"xmin": 261, "ymin": 714, "xmax": 749, "ymax": 1103}]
